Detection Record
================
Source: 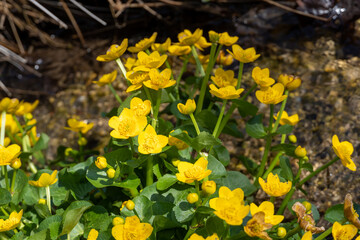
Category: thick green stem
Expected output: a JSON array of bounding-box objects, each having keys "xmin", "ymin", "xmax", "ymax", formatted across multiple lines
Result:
[
  {"xmin": 108, "ymin": 83, "xmax": 122, "ymax": 104},
  {"xmin": 271, "ymin": 90, "xmax": 289, "ymax": 133},
  {"xmin": 314, "ymin": 227, "xmax": 332, "ymax": 240},
  {"xmin": 10, "ymin": 169, "xmax": 16, "ymax": 194},
  {"xmin": 295, "ymin": 159, "xmax": 303, "ymax": 182},
  {"xmin": 236, "ymin": 62, "xmax": 244, "ymax": 89},
  {"xmin": 152, "ymin": 90, "xmax": 162, "ymax": 129},
  {"xmin": 189, "ymin": 113, "xmax": 200, "ymax": 135},
  {"xmin": 262, "ymin": 152, "xmax": 283, "ymax": 179},
  {"xmin": 115, "ymin": 58, "xmax": 127, "ymax": 80},
  {"xmin": 297, "ymin": 157, "xmax": 339, "ymax": 188},
  {"xmin": 277, "ymin": 187, "xmax": 295, "ymax": 215},
  {"xmin": 0, "ymin": 206, "xmax": 9, "ymax": 216},
  {"xmin": 191, "ymin": 45, "xmax": 205, "ymax": 77},
  {"xmin": 128, "ymin": 137, "xmax": 135, "ymax": 156},
  {"xmin": 146, "ymin": 156, "xmax": 153, "ymax": 186},
  {"xmin": 46, "ymin": 186, "xmax": 51, "ymax": 213},
  {"xmin": 212, "ymin": 100, "xmax": 227, "ymax": 137},
  {"xmin": 285, "ymin": 224, "xmax": 301, "ymax": 239},
  {"xmin": 175, "ymin": 54, "xmax": 190, "ymax": 100},
  {"xmin": 127, "ymin": 188, "xmax": 139, "ymax": 198}
]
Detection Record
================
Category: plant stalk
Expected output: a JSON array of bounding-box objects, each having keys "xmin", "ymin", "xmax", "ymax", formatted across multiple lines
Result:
[{"xmin": 212, "ymin": 100, "xmax": 227, "ymax": 137}]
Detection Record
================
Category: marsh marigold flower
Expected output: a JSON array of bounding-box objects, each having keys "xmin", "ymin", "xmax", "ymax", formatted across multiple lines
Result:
[
  {"xmin": 144, "ymin": 68, "xmax": 176, "ymax": 90},
  {"xmin": 227, "ymin": 44, "xmax": 260, "ymax": 63},
  {"xmin": 176, "ymin": 157, "xmax": 212, "ymax": 184},
  {"xmin": 128, "ymin": 32, "xmax": 157, "ymax": 53},
  {"xmin": 124, "ymin": 57, "xmax": 138, "ymax": 71},
  {"xmin": 130, "ymin": 97, "xmax": 151, "ymax": 117},
  {"xmin": 301, "ymin": 231, "xmax": 313, "ymax": 240},
  {"xmin": 187, "ymin": 193, "xmax": 199, "ymax": 204},
  {"xmin": 10, "ymin": 158, "xmax": 21, "ymax": 169},
  {"xmin": 0, "ymin": 209, "xmax": 23, "ymax": 232},
  {"xmin": 209, "ymin": 186, "xmax": 249, "ymax": 225},
  {"xmin": 111, "ymin": 215, "xmax": 153, "ymax": 240},
  {"xmin": 250, "ymin": 201, "xmax": 284, "ymax": 225},
  {"xmin": 255, "ymin": 83, "xmax": 287, "ymax": 105},
  {"xmin": 209, "ymin": 84, "xmax": 244, "ymax": 99},
  {"xmin": 178, "ymin": 28, "xmax": 203, "ymax": 46},
  {"xmin": 0, "ymin": 144, "xmax": 21, "ymax": 166},
  {"xmin": 195, "ymin": 36, "xmax": 211, "ymax": 51},
  {"xmin": 96, "ymin": 39, "xmax": 128, "ymax": 62},
  {"xmin": 64, "ymin": 119, "xmax": 94, "ymax": 134},
  {"xmin": 0, "ymin": 98, "xmax": 20, "ymax": 114},
  {"xmin": 126, "ymin": 71, "xmax": 150, "ymax": 92},
  {"xmin": 201, "ymin": 180, "xmax": 216, "ymax": 196},
  {"xmin": 244, "ymin": 212, "xmax": 272, "ymax": 240},
  {"xmin": 278, "ymin": 74, "xmax": 301, "ymax": 91},
  {"xmin": 332, "ymin": 222, "xmax": 357, "ymax": 240},
  {"xmin": 93, "ymin": 70, "xmax": 117, "ymax": 87},
  {"xmin": 189, "ymin": 233, "xmax": 219, "ymax": 240},
  {"xmin": 292, "ymin": 202, "xmax": 325, "ymax": 233},
  {"xmin": 29, "ymin": 170, "xmax": 58, "ymax": 188},
  {"xmin": 168, "ymin": 130, "xmax": 189, "ymax": 150},
  {"xmin": 274, "ymin": 111, "xmax": 299, "ymax": 126},
  {"xmin": 344, "ymin": 194, "xmax": 360, "ymax": 229},
  {"xmin": 252, "ymin": 67, "xmax": 275, "ymax": 88},
  {"xmin": 151, "ymin": 37, "xmax": 171, "ymax": 54},
  {"xmin": 177, "ymin": 99, "xmax": 196, "ymax": 115},
  {"xmin": 295, "ymin": 146, "xmax": 307, "ymax": 158},
  {"xmin": 218, "ymin": 32, "xmax": 238, "ymax": 46},
  {"xmin": 211, "ymin": 68, "xmax": 237, "ymax": 88},
  {"xmin": 332, "ymin": 135, "xmax": 356, "ymax": 171},
  {"xmin": 168, "ymin": 45, "xmax": 191, "ymax": 56},
  {"xmin": 133, "ymin": 51, "xmax": 167, "ymax": 72},
  {"xmin": 15, "ymin": 100, "xmax": 39, "ymax": 116},
  {"xmin": 216, "ymin": 50, "xmax": 234, "ymax": 66},
  {"xmin": 138, "ymin": 125, "xmax": 168, "ymax": 154},
  {"xmin": 259, "ymin": 172, "xmax": 292, "ymax": 197},
  {"xmin": 87, "ymin": 229, "xmax": 98, "ymax": 240}
]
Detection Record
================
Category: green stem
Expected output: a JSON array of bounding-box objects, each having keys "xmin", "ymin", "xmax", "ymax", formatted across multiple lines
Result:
[
  {"xmin": 108, "ymin": 83, "xmax": 122, "ymax": 104},
  {"xmin": 212, "ymin": 100, "xmax": 227, "ymax": 137},
  {"xmin": 67, "ymin": 233, "xmax": 71, "ymax": 240},
  {"xmin": 0, "ymin": 111, "xmax": 6, "ymax": 145},
  {"xmin": 4, "ymin": 167, "xmax": 8, "ymax": 191},
  {"xmin": 143, "ymin": 87, "xmax": 154, "ymax": 116},
  {"xmin": 314, "ymin": 227, "xmax": 332, "ymax": 240},
  {"xmin": 271, "ymin": 90, "xmax": 289, "ymax": 133},
  {"xmin": 189, "ymin": 113, "xmax": 200, "ymax": 135},
  {"xmin": 165, "ymin": 60, "xmax": 174, "ymax": 79},
  {"xmin": 78, "ymin": 132, "xmax": 84, "ymax": 162},
  {"xmin": 152, "ymin": 90, "xmax": 162, "ymax": 129},
  {"xmin": 295, "ymin": 159, "xmax": 303, "ymax": 182},
  {"xmin": 223, "ymin": 224, "xmax": 230, "ymax": 239},
  {"xmin": 262, "ymin": 152, "xmax": 283, "ymax": 179},
  {"xmin": 297, "ymin": 157, "xmax": 339, "ymax": 188},
  {"xmin": 285, "ymin": 224, "xmax": 301, "ymax": 239},
  {"xmin": 46, "ymin": 186, "xmax": 51, "ymax": 213},
  {"xmin": 127, "ymin": 188, "xmax": 139, "ymax": 198},
  {"xmin": 175, "ymin": 54, "xmax": 190, "ymax": 100},
  {"xmin": 128, "ymin": 137, "xmax": 135, "ymax": 156},
  {"xmin": 277, "ymin": 187, "xmax": 295, "ymax": 215},
  {"xmin": 0, "ymin": 206, "xmax": 8, "ymax": 216},
  {"xmin": 115, "ymin": 58, "xmax": 127, "ymax": 80},
  {"xmin": 146, "ymin": 156, "xmax": 153, "ymax": 186},
  {"xmin": 10, "ymin": 169, "xmax": 16, "ymax": 194},
  {"xmin": 236, "ymin": 62, "xmax": 244, "ymax": 89},
  {"xmin": 191, "ymin": 45, "xmax": 205, "ymax": 77},
  {"xmin": 281, "ymin": 134, "xmax": 286, "ymax": 143},
  {"xmin": 270, "ymin": 196, "xmax": 275, "ymax": 203},
  {"xmin": 207, "ymin": 102, "xmax": 214, "ymax": 111}
]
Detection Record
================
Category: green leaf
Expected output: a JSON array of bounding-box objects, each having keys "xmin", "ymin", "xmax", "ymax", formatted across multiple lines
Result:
[
  {"xmin": 133, "ymin": 195, "xmax": 153, "ymax": 222},
  {"xmin": 208, "ymin": 154, "xmax": 227, "ymax": 179},
  {"xmin": 173, "ymin": 200, "xmax": 195, "ymax": 223},
  {"xmin": 28, "ymin": 229, "xmax": 49, "ymax": 240},
  {"xmin": 7, "ymin": 169, "xmax": 28, "ymax": 204},
  {"xmin": 32, "ymin": 133, "xmax": 49, "ymax": 151},
  {"xmin": 158, "ymin": 118, "xmax": 174, "ymax": 135},
  {"xmin": 38, "ymin": 215, "xmax": 62, "ymax": 240},
  {"xmin": 238, "ymin": 155, "xmax": 258, "ymax": 175},
  {"xmin": 196, "ymin": 206, "xmax": 214, "ymax": 215},
  {"xmin": 196, "ymin": 109, "xmax": 217, "ymax": 130},
  {"xmin": 157, "ymin": 174, "xmax": 178, "ymax": 191},
  {"xmin": 192, "ymin": 132, "xmax": 220, "ymax": 152},
  {"xmin": 60, "ymin": 200, "xmax": 93, "ymax": 236},
  {"xmin": 302, "ymin": 162, "xmax": 313, "ymax": 172},
  {"xmin": 216, "ymin": 171, "xmax": 256, "ymax": 196},
  {"xmin": 169, "ymin": 100, "xmax": 189, "ymax": 120},
  {"xmin": 222, "ymin": 120, "xmax": 244, "ymax": 138},
  {"xmin": 233, "ymin": 99, "xmax": 258, "ymax": 117},
  {"xmin": 205, "ymin": 216, "xmax": 226, "ymax": 237},
  {"xmin": 325, "ymin": 204, "xmax": 346, "ymax": 223},
  {"xmin": 82, "ymin": 206, "xmax": 112, "ymax": 233},
  {"xmin": 271, "ymin": 144, "xmax": 297, "ymax": 157},
  {"xmin": 210, "ymin": 145, "xmax": 230, "ymax": 167},
  {"xmin": 279, "ymin": 156, "xmax": 293, "ymax": 181},
  {"xmin": 0, "ymin": 188, "xmax": 11, "ymax": 205},
  {"xmin": 275, "ymin": 124, "xmax": 293, "ymax": 135},
  {"xmin": 245, "ymin": 115, "xmax": 267, "ymax": 139},
  {"xmin": 34, "ymin": 203, "xmax": 51, "ymax": 219}
]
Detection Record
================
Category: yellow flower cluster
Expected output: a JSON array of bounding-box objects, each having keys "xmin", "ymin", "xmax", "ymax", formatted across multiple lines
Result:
[{"xmin": 111, "ymin": 215, "xmax": 153, "ymax": 240}]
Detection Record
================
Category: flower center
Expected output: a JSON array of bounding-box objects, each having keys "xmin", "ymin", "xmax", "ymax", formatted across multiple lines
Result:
[{"xmin": 184, "ymin": 165, "xmax": 203, "ymax": 179}]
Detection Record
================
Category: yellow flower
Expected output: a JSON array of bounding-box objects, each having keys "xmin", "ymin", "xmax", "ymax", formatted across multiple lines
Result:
[
  {"xmin": 278, "ymin": 74, "xmax": 301, "ymax": 91},
  {"xmin": 292, "ymin": 202, "xmax": 325, "ymax": 233},
  {"xmin": 209, "ymin": 84, "xmax": 244, "ymax": 99},
  {"xmin": 64, "ymin": 118, "xmax": 94, "ymax": 134},
  {"xmin": 332, "ymin": 222, "xmax": 358, "ymax": 240},
  {"xmin": 151, "ymin": 37, "xmax": 171, "ymax": 54},
  {"xmin": 138, "ymin": 125, "xmax": 168, "ymax": 154},
  {"xmin": 218, "ymin": 32, "xmax": 238, "ymax": 46},
  {"xmin": 0, "ymin": 98, "xmax": 20, "ymax": 114},
  {"xmin": 188, "ymin": 233, "xmax": 219, "ymax": 240},
  {"xmin": 87, "ymin": 229, "xmax": 99, "ymax": 240},
  {"xmin": 15, "ymin": 100, "xmax": 39, "ymax": 116},
  {"xmin": 255, "ymin": 83, "xmax": 287, "ymax": 105},
  {"xmin": 29, "ymin": 170, "xmax": 58, "ymax": 187},
  {"xmin": 111, "ymin": 215, "xmax": 153, "ymax": 240},
  {"xmin": 301, "ymin": 231, "xmax": 313, "ymax": 240},
  {"xmin": 201, "ymin": 180, "xmax": 216, "ymax": 196},
  {"xmin": 0, "ymin": 144, "xmax": 21, "ymax": 166},
  {"xmin": 133, "ymin": 51, "xmax": 167, "ymax": 72},
  {"xmin": 168, "ymin": 45, "xmax": 191, "ymax": 56},
  {"xmin": 195, "ymin": 36, "xmax": 211, "ymax": 51},
  {"xmin": 128, "ymin": 32, "xmax": 157, "ymax": 53},
  {"xmin": 168, "ymin": 130, "xmax": 189, "ymax": 150},
  {"xmin": 259, "ymin": 172, "xmax": 292, "ymax": 197},
  {"xmin": 227, "ymin": 44, "xmax": 260, "ymax": 63},
  {"xmin": 177, "ymin": 99, "xmax": 196, "ymax": 115},
  {"xmin": 126, "ymin": 71, "xmax": 150, "ymax": 92},
  {"xmin": 344, "ymin": 194, "xmax": 360, "ymax": 229},
  {"xmin": 187, "ymin": 193, "xmax": 199, "ymax": 204},
  {"xmin": 244, "ymin": 212, "xmax": 273, "ymax": 240},
  {"xmin": 10, "ymin": 158, "xmax": 21, "ymax": 169},
  {"xmin": 96, "ymin": 39, "xmax": 128, "ymax": 62},
  {"xmin": 130, "ymin": 97, "xmax": 151, "ymax": 117},
  {"xmin": 176, "ymin": 157, "xmax": 212, "ymax": 184},
  {"xmin": 178, "ymin": 28, "xmax": 203, "ymax": 46},
  {"xmin": 95, "ymin": 156, "xmax": 107, "ymax": 170},
  {"xmin": 273, "ymin": 111, "xmax": 299, "ymax": 126},
  {"xmin": 332, "ymin": 135, "xmax": 356, "ymax": 171},
  {"xmin": 108, "ymin": 108, "xmax": 147, "ymax": 139},
  {"xmin": 144, "ymin": 68, "xmax": 176, "ymax": 90},
  {"xmin": 113, "ymin": 217, "xmax": 124, "ymax": 226},
  {"xmin": 124, "ymin": 57, "xmax": 138, "ymax": 71},
  {"xmin": 252, "ymin": 67, "xmax": 275, "ymax": 88},
  {"xmin": 295, "ymin": 146, "xmax": 307, "ymax": 158},
  {"xmin": 209, "ymin": 186, "xmax": 249, "ymax": 226},
  {"xmin": 93, "ymin": 70, "xmax": 117, "ymax": 87},
  {"xmin": 211, "ymin": 68, "xmax": 237, "ymax": 88},
  {"xmin": 208, "ymin": 30, "xmax": 220, "ymax": 43},
  {"xmin": 250, "ymin": 201, "xmax": 284, "ymax": 225},
  {"xmin": 216, "ymin": 50, "xmax": 234, "ymax": 66},
  {"xmin": 0, "ymin": 114, "xmax": 19, "ymax": 135},
  {"xmin": 0, "ymin": 209, "xmax": 23, "ymax": 232}
]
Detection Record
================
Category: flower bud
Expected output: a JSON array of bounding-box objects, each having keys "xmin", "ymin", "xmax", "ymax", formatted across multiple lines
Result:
[
  {"xmin": 38, "ymin": 199, "xmax": 46, "ymax": 205},
  {"xmin": 65, "ymin": 147, "xmax": 73, "ymax": 157},
  {"xmin": 295, "ymin": 146, "xmax": 307, "ymax": 158},
  {"xmin": 277, "ymin": 227, "xmax": 287, "ymax": 238},
  {"xmin": 186, "ymin": 193, "xmax": 199, "ymax": 204},
  {"xmin": 112, "ymin": 217, "xmax": 125, "ymax": 226},
  {"xmin": 125, "ymin": 200, "xmax": 135, "ymax": 210},
  {"xmin": 78, "ymin": 137, "xmax": 87, "ymax": 146},
  {"xmin": 208, "ymin": 30, "xmax": 220, "ymax": 43},
  {"xmin": 302, "ymin": 201, "xmax": 312, "ymax": 213},
  {"xmin": 303, "ymin": 156, "xmax": 309, "ymax": 162},
  {"xmin": 288, "ymin": 135, "xmax": 297, "ymax": 143},
  {"xmin": 201, "ymin": 180, "xmax": 216, "ymax": 196},
  {"xmin": 177, "ymin": 99, "xmax": 196, "ymax": 115},
  {"xmin": 10, "ymin": 158, "xmax": 21, "ymax": 169},
  {"xmin": 95, "ymin": 156, "xmax": 107, "ymax": 169},
  {"xmin": 25, "ymin": 113, "xmax": 33, "ymax": 120},
  {"xmin": 278, "ymin": 74, "xmax": 301, "ymax": 91},
  {"xmin": 172, "ymin": 158, "xmax": 180, "ymax": 167},
  {"xmin": 107, "ymin": 168, "xmax": 115, "ymax": 178}
]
